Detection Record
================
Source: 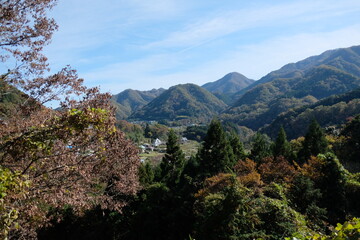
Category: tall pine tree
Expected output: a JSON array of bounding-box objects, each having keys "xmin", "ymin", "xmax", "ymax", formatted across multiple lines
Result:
[
  {"xmin": 159, "ymin": 129, "xmax": 185, "ymax": 187},
  {"xmin": 272, "ymin": 126, "xmax": 291, "ymax": 160},
  {"xmin": 229, "ymin": 131, "xmax": 246, "ymax": 161},
  {"xmin": 250, "ymin": 133, "xmax": 271, "ymax": 162},
  {"xmin": 197, "ymin": 119, "xmax": 235, "ymax": 179},
  {"xmin": 298, "ymin": 119, "xmax": 328, "ymax": 164}
]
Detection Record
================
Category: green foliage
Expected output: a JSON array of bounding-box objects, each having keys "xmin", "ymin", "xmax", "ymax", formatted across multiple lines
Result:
[
  {"xmin": 298, "ymin": 119, "xmax": 328, "ymax": 164},
  {"xmin": 310, "ymin": 153, "xmax": 348, "ymax": 224},
  {"xmin": 340, "ymin": 115, "xmax": 360, "ymax": 163},
  {"xmin": 183, "ymin": 125, "xmax": 208, "ymax": 141},
  {"xmin": 144, "ymin": 123, "xmax": 152, "ymax": 138},
  {"xmin": 197, "ymin": 119, "xmax": 236, "ymax": 178},
  {"xmin": 228, "ymin": 131, "xmax": 246, "ymax": 161},
  {"xmin": 194, "ymin": 176, "xmax": 263, "ymax": 240},
  {"xmin": 272, "ymin": 126, "xmax": 292, "ymax": 160},
  {"xmin": 288, "ymin": 175, "xmax": 326, "ymax": 225},
  {"xmin": 143, "ymin": 123, "xmax": 169, "ymax": 139},
  {"xmin": 159, "ymin": 129, "xmax": 186, "ymax": 187},
  {"xmin": 250, "ymin": 133, "xmax": 272, "ymax": 162},
  {"xmin": 116, "ymin": 120, "xmax": 144, "ymax": 143},
  {"xmin": 262, "ymin": 86, "xmax": 360, "ymax": 140},
  {"xmin": 138, "ymin": 161, "xmax": 155, "ymax": 187},
  {"xmin": 0, "ymin": 167, "xmax": 29, "ymax": 239},
  {"xmin": 286, "ymin": 218, "xmax": 360, "ymax": 240}
]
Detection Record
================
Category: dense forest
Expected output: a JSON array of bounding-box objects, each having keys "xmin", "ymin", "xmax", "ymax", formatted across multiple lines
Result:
[{"xmin": 1, "ymin": 1, "xmax": 360, "ymax": 240}]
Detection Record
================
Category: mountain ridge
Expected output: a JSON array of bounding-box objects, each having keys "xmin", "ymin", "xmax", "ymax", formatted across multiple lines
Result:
[{"xmin": 129, "ymin": 83, "xmax": 227, "ymax": 123}]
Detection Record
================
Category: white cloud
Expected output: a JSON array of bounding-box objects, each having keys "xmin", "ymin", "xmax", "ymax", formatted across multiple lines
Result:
[
  {"xmin": 82, "ymin": 24, "xmax": 360, "ymax": 93},
  {"xmin": 145, "ymin": 0, "xmax": 360, "ymax": 51}
]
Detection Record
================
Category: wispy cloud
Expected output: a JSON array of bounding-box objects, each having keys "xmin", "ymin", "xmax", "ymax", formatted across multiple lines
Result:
[
  {"xmin": 145, "ymin": 0, "xmax": 360, "ymax": 51},
  {"xmin": 82, "ymin": 24, "xmax": 360, "ymax": 93},
  {"xmin": 43, "ymin": 0, "xmax": 360, "ymax": 94}
]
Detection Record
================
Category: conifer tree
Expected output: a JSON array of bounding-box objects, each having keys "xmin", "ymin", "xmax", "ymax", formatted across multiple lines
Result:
[
  {"xmin": 144, "ymin": 123, "xmax": 152, "ymax": 138},
  {"xmin": 138, "ymin": 161, "xmax": 155, "ymax": 187},
  {"xmin": 250, "ymin": 132, "xmax": 271, "ymax": 162},
  {"xmin": 341, "ymin": 115, "xmax": 360, "ymax": 163},
  {"xmin": 272, "ymin": 126, "xmax": 291, "ymax": 160},
  {"xmin": 229, "ymin": 132, "xmax": 246, "ymax": 161},
  {"xmin": 197, "ymin": 119, "xmax": 235, "ymax": 178},
  {"xmin": 298, "ymin": 119, "xmax": 328, "ymax": 163},
  {"xmin": 160, "ymin": 129, "xmax": 185, "ymax": 187}
]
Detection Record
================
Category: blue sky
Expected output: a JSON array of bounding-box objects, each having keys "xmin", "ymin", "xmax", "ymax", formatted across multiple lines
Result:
[{"xmin": 44, "ymin": 0, "xmax": 360, "ymax": 94}]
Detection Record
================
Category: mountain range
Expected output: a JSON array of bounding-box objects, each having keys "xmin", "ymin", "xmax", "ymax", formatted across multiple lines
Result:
[
  {"xmin": 111, "ymin": 88, "xmax": 165, "ymax": 119},
  {"xmin": 112, "ymin": 45, "xmax": 360, "ymax": 138}
]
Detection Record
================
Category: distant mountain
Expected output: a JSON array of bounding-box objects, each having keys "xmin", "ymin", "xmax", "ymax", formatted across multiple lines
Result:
[
  {"xmin": 202, "ymin": 72, "xmax": 254, "ymax": 104},
  {"xmin": 111, "ymin": 88, "xmax": 165, "ymax": 119},
  {"xmin": 233, "ymin": 45, "xmax": 360, "ymax": 100},
  {"xmin": 129, "ymin": 83, "xmax": 227, "ymax": 122},
  {"xmin": 261, "ymin": 87, "xmax": 360, "ymax": 139},
  {"xmin": 222, "ymin": 46, "xmax": 360, "ymax": 130}
]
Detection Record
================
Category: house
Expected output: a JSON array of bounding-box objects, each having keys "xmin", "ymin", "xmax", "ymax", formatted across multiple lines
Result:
[{"xmin": 153, "ymin": 138, "xmax": 162, "ymax": 147}]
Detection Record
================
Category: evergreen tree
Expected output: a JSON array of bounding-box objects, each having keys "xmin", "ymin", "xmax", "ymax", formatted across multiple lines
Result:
[
  {"xmin": 272, "ymin": 126, "xmax": 291, "ymax": 160},
  {"xmin": 160, "ymin": 129, "xmax": 185, "ymax": 187},
  {"xmin": 197, "ymin": 119, "xmax": 235, "ymax": 178},
  {"xmin": 144, "ymin": 123, "xmax": 152, "ymax": 138},
  {"xmin": 316, "ymin": 153, "xmax": 347, "ymax": 224},
  {"xmin": 250, "ymin": 132, "xmax": 271, "ymax": 162},
  {"xmin": 341, "ymin": 115, "xmax": 360, "ymax": 163},
  {"xmin": 228, "ymin": 131, "xmax": 246, "ymax": 161},
  {"xmin": 138, "ymin": 161, "xmax": 155, "ymax": 187},
  {"xmin": 298, "ymin": 119, "xmax": 328, "ymax": 164}
]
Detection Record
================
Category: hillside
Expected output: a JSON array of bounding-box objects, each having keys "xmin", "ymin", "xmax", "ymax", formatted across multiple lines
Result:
[
  {"xmin": 233, "ymin": 45, "xmax": 360, "ymax": 100},
  {"xmin": 261, "ymin": 87, "xmax": 360, "ymax": 139},
  {"xmin": 129, "ymin": 83, "xmax": 227, "ymax": 122},
  {"xmin": 0, "ymin": 76, "xmax": 33, "ymax": 118},
  {"xmin": 202, "ymin": 72, "xmax": 254, "ymax": 104},
  {"xmin": 223, "ymin": 46, "xmax": 360, "ymax": 130},
  {"xmin": 111, "ymin": 88, "xmax": 165, "ymax": 119}
]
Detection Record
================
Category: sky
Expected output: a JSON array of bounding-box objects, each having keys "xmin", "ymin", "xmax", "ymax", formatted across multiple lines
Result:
[{"xmin": 44, "ymin": 0, "xmax": 360, "ymax": 94}]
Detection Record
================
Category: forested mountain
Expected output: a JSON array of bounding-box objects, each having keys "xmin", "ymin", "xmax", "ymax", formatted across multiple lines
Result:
[
  {"xmin": 222, "ymin": 46, "xmax": 360, "ymax": 130},
  {"xmin": 129, "ymin": 83, "xmax": 227, "ymax": 122},
  {"xmin": 261, "ymin": 87, "xmax": 360, "ymax": 139},
  {"xmin": 202, "ymin": 72, "xmax": 254, "ymax": 104},
  {"xmin": 111, "ymin": 88, "xmax": 165, "ymax": 119},
  {"xmin": 232, "ymin": 45, "xmax": 360, "ymax": 100}
]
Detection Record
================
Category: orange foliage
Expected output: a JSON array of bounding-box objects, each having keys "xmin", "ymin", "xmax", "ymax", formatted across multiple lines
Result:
[
  {"xmin": 300, "ymin": 155, "xmax": 326, "ymax": 181},
  {"xmin": 195, "ymin": 173, "xmax": 234, "ymax": 198},
  {"xmin": 258, "ymin": 156, "xmax": 297, "ymax": 184},
  {"xmin": 234, "ymin": 158, "xmax": 262, "ymax": 188}
]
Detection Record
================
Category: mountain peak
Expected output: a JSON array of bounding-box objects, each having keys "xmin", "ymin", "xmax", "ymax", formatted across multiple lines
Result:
[{"xmin": 202, "ymin": 72, "xmax": 254, "ymax": 95}]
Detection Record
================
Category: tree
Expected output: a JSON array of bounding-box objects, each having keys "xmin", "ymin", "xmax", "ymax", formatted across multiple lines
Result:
[
  {"xmin": 228, "ymin": 131, "xmax": 246, "ymax": 161},
  {"xmin": 159, "ymin": 129, "xmax": 185, "ymax": 187},
  {"xmin": 0, "ymin": 1, "xmax": 140, "ymax": 238},
  {"xmin": 138, "ymin": 161, "xmax": 155, "ymax": 187},
  {"xmin": 1, "ymin": 0, "xmax": 57, "ymax": 82},
  {"xmin": 272, "ymin": 126, "xmax": 291, "ymax": 160},
  {"xmin": 298, "ymin": 119, "xmax": 328, "ymax": 164},
  {"xmin": 197, "ymin": 119, "xmax": 235, "ymax": 179},
  {"xmin": 341, "ymin": 115, "xmax": 360, "ymax": 163},
  {"xmin": 288, "ymin": 175, "xmax": 326, "ymax": 225},
  {"xmin": 250, "ymin": 132, "xmax": 272, "ymax": 162},
  {"xmin": 144, "ymin": 123, "xmax": 152, "ymax": 138}
]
